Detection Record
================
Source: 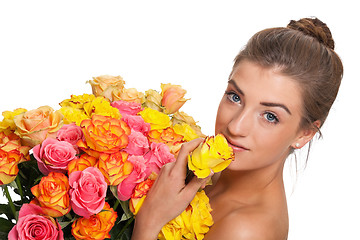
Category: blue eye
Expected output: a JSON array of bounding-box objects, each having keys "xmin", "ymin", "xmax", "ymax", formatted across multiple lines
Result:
[
  {"xmin": 264, "ymin": 112, "xmax": 279, "ymax": 124},
  {"xmin": 226, "ymin": 92, "xmax": 241, "ymax": 103}
]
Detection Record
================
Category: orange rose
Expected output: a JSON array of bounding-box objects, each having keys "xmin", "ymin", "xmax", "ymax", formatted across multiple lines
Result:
[
  {"xmin": 71, "ymin": 202, "xmax": 117, "ymax": 240},
  {"xmin": 148, "ymin": 127, "xmax": 184, "ymax": 155},
  {"xmin": 0, "ymin": 150, "xmax": 23, "ymax": 185},
  {"xmin": 129, "ymin": 178, "xmax": 155, "ymax": 215},
  {"xmin": 87, "ymin": 75, "xmax": 125, "ymax": 101},
  {"xmin": 161, "ymin": 83, "xmax": 188, "ymax": 114},
  {"xmin": 77, "ymin": 115, "xmax": 131, "ymax": 158},
  {"xmin": 13, "ymin": 106, "xmax": 63, "ymax": 147},
  {"xmin": 68, "ymin": 154, "xmax": 97, "ymax": 176},
  {"xmin": 0, "ymin": 132, "xmax": 30, "ymax": 185},
  {"xmin": 97, "ymin": 151, "xmax": 133, "ymax": 185},
  {"xmin": 30, "ymin": 172, "xmax": 70, "ymax": 217}
]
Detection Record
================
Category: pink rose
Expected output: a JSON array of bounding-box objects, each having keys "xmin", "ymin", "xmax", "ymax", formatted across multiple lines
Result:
[
  {"xmin": 121, "ymin": 114, "xmax": 151, "ymax": 136},
  {"xmin": 145, "ymin": 142, "xmax": 176, "ymax": 174},
  {"xmin": 8, "ymin": 204, "xmax": 64, "ymax": 240},
  {"xmin": 33, "ymin": 138, "xmax": 77, "ymax": 175},
  {"xmin": 124, "ymin": 131, "xmax": 150, "ymax": 156},
  {"xmin": 56, "ymin": 123, "xmax": 84, "ymax": 153},
  {"xmin": 69, "ymin": 167, "xmax": 107, "ymax": 218},
  {"xmin": 111, "ymin": 100, "xmax": 143, "ymax": 115},
  {"xmin": 117, "ymin": 155, "xmax": 148, "ymax": 201}
]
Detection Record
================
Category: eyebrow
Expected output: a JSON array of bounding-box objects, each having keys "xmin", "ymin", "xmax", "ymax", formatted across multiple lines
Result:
[
  {"xmin": 228, "ymin": 79, "xmax": 292, "ymax": 115},
  {"xmin": 260, "ymin": 102, "xmax": 292, "ymax": 115},
  {"xmin": 228, "ymin": 79, "xmax": 245, "ymax": 96}
]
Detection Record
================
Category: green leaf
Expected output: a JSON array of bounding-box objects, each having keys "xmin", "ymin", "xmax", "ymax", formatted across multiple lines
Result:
[{"xmin": 0, "ymin": 217, "xmax": 14, "ymax": 233}]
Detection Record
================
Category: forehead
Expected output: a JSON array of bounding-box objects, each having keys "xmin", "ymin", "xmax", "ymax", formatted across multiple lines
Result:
[{"xmin": 230, "ymin": 61, "xmax": 303, "ymax": 112}]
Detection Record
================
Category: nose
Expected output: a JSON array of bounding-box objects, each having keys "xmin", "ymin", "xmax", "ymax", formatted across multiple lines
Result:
[{"xmin": 227, "ymin": 108, "xmax": 253, "ymax": 137}]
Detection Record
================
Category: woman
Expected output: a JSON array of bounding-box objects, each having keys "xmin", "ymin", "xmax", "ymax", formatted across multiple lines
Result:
[{"xmin": 131, "ymin": 17, "xmax": 343, "ymax": 239}]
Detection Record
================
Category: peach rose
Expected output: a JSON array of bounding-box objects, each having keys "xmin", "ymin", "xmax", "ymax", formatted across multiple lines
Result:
[
  {"xmin": 31, "ymin": 172, "xmax": 71, "ymax": 217},
  {"xmin": 113, "ymin": 88, "xmax": 145, "ymax": 103},
  {"xmin": 161, "ymin": 83, "xmax": 189, "ymax": 114},
  {"xmin": 77, "ymin": 115, "xmax": 131, "ymax": 158},
  {"xmin": 88, "ymin": 75, "xmax": 125, "ymax": 101},
  {"xmin": 172, "ymin": 111, "xmax": 205, "ymax": 138},
  {"xmin": 143, "ymin": 89, "xmax": 163, "ymax": 112},
  {"xmin": 97, "ymin": 151, "xmax": 133, "ymax": 186},
  {"xmin": 71, "ymin": 202, "xmax": 117, "ymax": 240},
  {"xmin": 68, "ymin": 154, "xmax": 97, "ymax": 176},
  {"xmin": 13, "ymin": 106, "xmax": 63, "ymax": 147}
]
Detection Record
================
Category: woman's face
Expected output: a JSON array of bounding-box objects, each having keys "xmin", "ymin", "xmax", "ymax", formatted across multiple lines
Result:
[{"xmin": 215, "ymin": 60, "xmax": 311, "ymax": 171}]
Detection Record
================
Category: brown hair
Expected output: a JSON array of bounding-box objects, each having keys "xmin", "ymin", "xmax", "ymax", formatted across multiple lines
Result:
[{"xmin": 231, "ymin": 17, "xmax": 343, "ymax": 134}]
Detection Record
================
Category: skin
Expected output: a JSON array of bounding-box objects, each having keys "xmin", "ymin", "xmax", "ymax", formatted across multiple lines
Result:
[{"xmin": 132, "ymin": 60, "xmax": 319, "ymax": 240}]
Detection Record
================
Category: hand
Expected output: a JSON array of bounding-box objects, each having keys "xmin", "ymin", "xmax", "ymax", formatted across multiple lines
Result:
[{"xmin": 131, "ymin": 138, "xmax": 214, "ymax": 240}]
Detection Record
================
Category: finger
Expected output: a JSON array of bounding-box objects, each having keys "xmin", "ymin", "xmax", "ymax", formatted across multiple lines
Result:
[
  {"xmin": 175, "ymin": 138, "xmax": 204, "ymax": 170},
  {"xmin": 182, "ymin": 169, "xmax": 214, "ymax": 198}
]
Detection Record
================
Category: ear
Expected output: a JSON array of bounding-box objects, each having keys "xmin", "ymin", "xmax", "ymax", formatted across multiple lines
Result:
[{"xmin": 292, "ymin": 120, "xmax": 321, "ymax": 149}]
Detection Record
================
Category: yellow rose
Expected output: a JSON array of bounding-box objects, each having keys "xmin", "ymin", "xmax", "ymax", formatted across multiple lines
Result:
[
  {"xmin": 143, "ymin": 89, "xmax": 163, "ymax": 111},
  {"xmin": 77, "ymin": 115, "xmax": 131, "ymax": 158},
  {"xmin": 182, "ymin": 190, "xmax": 213, "ymax": 240},
  {"xmin": 97, "ymin": 151, "xmax": 133, "ymax": 185},
  {"xmin": 60, "ymin": 94, "xmax": 120, "ymax": 125},
  {"xmin": 82, "ymin": 96, "xmax": 121, "ymax": 119},
  {"xmin": 158, "ymin": 190, "xmax": 213, "ymax": 240},
  {"xmin": 113, "ymin": 88, "xmax": 145, "ymax": 104},
  {"xmin": 139, "ymin": 108, "xmax": 171, "ymax": 130},
  {"xmin": 173, "ymin": 123, "xmax": 199, "ymax": 142},
  {"xmin": 161, "ymin": 83, "xmax": 189, "ymax": 114},
  {"xmin": 13, "ymin": 106, "xmax": 63, "ymax": 147},
  {"xmin": 188, "ymin": 134, "xmax": 234, "ymax": 178},
  {"xmin": 59, "ymin": 107, "xmax": 89, "ymax": 126},
  {"xmin": 30, "ymin": 172, "xmax": 70, "ymax": 217},
  {"xmin": 71, "ymin": 202, "xmax": 117, "ymax": 240},
  {"xmin": 0, "ymin": 108, "xmax": 27, "ymax": 134},
  {"xmin": 87, "ymin": 75, "xmax": 125, "ymax": 101}
]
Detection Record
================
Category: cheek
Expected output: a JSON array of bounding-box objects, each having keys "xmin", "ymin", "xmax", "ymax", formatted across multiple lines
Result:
[{"xmin": 214, "ymin": 99, "xmax": 228, "ymax": 134}]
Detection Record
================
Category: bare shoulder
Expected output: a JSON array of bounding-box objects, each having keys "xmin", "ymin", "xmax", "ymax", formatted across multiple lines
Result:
[{"xmin": 205, "ymin": 207, "xmax": 288, "ymax": 240}]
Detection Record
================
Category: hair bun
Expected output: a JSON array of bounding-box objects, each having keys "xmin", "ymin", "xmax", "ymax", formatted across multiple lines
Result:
[{"xmin": 287, "ymin": 17, "xmax": 334, "ymax": 50}]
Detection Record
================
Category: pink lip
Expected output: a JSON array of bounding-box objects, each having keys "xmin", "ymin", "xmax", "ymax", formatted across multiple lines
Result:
[{"xmin": 226, "ymin": 138, "xmax": 250, "ymax": 152}]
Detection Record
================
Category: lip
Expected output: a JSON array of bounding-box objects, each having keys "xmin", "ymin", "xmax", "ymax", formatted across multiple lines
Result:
[{"xmin": 225, "ymin": 137, "xmax": 250, "ymax": 152}]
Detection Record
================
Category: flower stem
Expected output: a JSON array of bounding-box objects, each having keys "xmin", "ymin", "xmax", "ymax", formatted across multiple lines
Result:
[
  {"xmin": 115, "ymin": 217, "xmax": 134, "ymax": 239},
  {"xmin": 15, "ymin": 175, "xmax": 24, "ymax": 203},
  {"xmin": 4, "ymin": 185, "xmax": 17, "ymax": 220},
  {"xmin": 113, "ymin": 199, "xmax": 119, "ymax": 211}
]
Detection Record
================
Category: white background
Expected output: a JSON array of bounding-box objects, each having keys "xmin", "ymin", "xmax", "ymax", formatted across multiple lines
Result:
[{"xmin": 0, "ymin": 1, "xmax": 358, "ymax": 239}]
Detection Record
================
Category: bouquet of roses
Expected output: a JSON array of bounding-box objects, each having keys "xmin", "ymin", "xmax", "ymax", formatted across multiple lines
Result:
[{"xmin": 0, "ymin": 75, "xmax": 234, "ymax": 240}]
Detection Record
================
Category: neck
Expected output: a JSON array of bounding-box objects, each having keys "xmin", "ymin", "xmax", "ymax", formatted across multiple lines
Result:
[{"xmin": 208, "ymin": 158, "xmax": 286, "ymax": 205}]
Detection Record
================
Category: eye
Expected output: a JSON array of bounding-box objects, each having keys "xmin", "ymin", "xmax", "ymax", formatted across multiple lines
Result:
[
  {"xmin": 263, "ymin": 112, "xmax": 279, "ymax": 124},
  {"xmin": 225, "ymin": 91, "xmax": 241, "ymax": 104}
]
